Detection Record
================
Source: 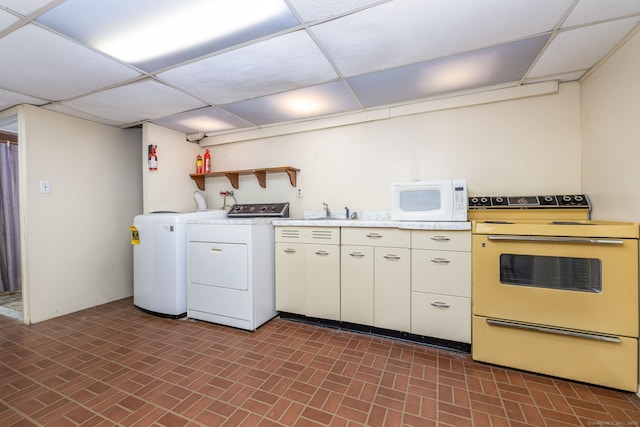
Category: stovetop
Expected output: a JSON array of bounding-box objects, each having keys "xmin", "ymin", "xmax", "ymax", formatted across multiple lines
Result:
[
  {"xmin": 227, "ymin": 202, "xmax": 290, "ymax": 218},
  {"xmin": 468, "ymin": 194, "xmax": 589, "ymax": 209}
]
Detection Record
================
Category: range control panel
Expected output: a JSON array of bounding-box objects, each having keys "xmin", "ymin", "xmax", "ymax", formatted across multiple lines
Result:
[
  {"xmin": 228, "ymin": 202, "xmax": 290, "ymax": 218},
  {"xmin": 468, "ymin": 195, "xmax": 590, "ymax": 209}
]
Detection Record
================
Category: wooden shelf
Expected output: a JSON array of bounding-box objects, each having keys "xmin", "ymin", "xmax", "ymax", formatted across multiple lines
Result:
[{"xmin": 190, "ymin": 166, "xmax": 300, "ymax": 191}]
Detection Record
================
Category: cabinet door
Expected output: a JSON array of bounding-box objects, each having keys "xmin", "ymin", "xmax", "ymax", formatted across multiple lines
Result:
[
  {"xmin": 275, "ymin": 242, "xmax": 305, "ymax": 315},
  {"xmin": 412, "ymin": 292, "xmax": 471, "ymax": 343},
  {"xmin": 341, "ymin": 245, "xmax": 374, "ymax": 326},
  {"xmin": 411, "ymin": 249, "xmax": 471, "ymax": 297},
  {"xmin": 374, "ymin": 247, "xmax": 411, "ymax": 332},
  {"xmin": 305, "ymin": 244, "xmax": 341, "ymax": 321}
]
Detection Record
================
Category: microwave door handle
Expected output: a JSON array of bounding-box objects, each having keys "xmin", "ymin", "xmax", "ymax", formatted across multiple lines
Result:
[{"xmin": 487, "ymin": 235, "xmax": 624, "ymax": 245}]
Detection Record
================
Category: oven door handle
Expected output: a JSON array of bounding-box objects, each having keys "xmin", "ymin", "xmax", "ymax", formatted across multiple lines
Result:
[
  {"xmin": 485, "ymin": 319, "xmax": 622, "ymax": 343},
  {"xmin": 487, "ymin": 235, "xmax": 625, "ymax": 245}
]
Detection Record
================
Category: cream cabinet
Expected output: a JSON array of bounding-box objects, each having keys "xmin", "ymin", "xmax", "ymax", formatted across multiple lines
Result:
[
  {"xmin": 275, "ymin": 227, "xmax": 340, "ymax": 320},
  {"xmin": 411, "ymin": 230, "xmax": 471, "ymax": 343},
  {"xmin": 341, "ymin": 228, "xmax": 411, "ymax": 332}
]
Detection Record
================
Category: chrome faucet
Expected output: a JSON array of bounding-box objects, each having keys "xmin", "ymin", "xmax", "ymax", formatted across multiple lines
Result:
[{"xmin": 323, "ymin": 202, "xmax": 330, "ymax": 218}]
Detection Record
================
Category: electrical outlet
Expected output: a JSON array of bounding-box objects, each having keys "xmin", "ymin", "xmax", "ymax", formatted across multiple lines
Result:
[
  {"xmin": 296, "ymin": 188, "xmax": 303, "ymax": 198},
  {"xmin": 39, "ymin": 180, "xmax": 50, "ymax": 194}
]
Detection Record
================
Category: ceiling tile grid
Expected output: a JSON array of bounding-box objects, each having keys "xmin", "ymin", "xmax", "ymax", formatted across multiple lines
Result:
[{"xmin": 0, "ymin": 0, "xmax": 638, "ymax": 135}]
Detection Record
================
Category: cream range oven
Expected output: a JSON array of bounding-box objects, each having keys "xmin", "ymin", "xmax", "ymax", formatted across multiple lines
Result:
[{"xmin": 469, "ymin": 195, "xmax": 639, "ymax": 392}]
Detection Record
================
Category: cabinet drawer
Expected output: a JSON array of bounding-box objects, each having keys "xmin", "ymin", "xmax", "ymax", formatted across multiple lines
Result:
[
  {"xmin": 411, "ymin": 293, "xmax": 470, "ymax": 343},
  {"xmin": 411, "ymin": 230, "xmax": 470, "ymax": 251},
  {"xmin": 342, "ymin": 227, "xmax": 410, "ymax": 247},
  {"xmin": 411, "ymin": 249, "xmax": 471, "ymax": 297},
  {"xmin": 275, "ymin": 227, "xmax": 340, "ymax": 244}
]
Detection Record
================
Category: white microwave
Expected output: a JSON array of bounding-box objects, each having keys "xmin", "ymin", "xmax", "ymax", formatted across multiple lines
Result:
[{"xmin": 391, "ymin": 179, "xmax": 468, "ymax": 221}]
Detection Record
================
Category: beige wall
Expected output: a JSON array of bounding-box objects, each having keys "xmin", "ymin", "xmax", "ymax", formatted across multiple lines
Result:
[
  {"xmin": 142, "ymin": 123, "xmax": 204, "ymax": 213},
  {"xmin": 19, "ymin": 105, "xmax": 142, "ymax": 323},
  {"xmin": 194, "ymin": 83, "xmax": 582, "ymax": 218},
  {"xmin": 581, "ymin": 28, "xmax": 640, "ymax": 222}
]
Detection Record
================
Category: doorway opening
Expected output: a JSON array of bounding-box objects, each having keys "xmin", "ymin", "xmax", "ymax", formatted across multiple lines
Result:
[{"xmin": 0, "ymin": 123, "xmax": 22, "ymax": 322}]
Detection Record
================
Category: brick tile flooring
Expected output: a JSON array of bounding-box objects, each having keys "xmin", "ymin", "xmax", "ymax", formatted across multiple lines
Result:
[{"xmin": 1, "ymin": 298, "xmax": 639, "ymax": 426}]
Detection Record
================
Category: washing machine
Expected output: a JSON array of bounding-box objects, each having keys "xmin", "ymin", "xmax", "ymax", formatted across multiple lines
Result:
[{"xmin": 133, "ymin": 209, "xmax": 227, "ymax": 317}]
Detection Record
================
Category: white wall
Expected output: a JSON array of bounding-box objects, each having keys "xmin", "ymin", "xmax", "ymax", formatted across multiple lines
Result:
[
  {"xmin": 194, "ymin": 83, "xmax": 582, "ymax": 218},
  {"xmin": 142, "ymin": 123, "xmax": 205, "ymax": 213},
  {"xmin": 20, "ymin": 105, "xmax": 142, "ymax": 323},
  {"xmin": 581, "ymin": 28, "xmax": 640, "ymax": 222}
]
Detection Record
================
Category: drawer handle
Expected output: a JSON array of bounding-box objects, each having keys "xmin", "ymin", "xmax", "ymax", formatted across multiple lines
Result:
[
  {"xmin": 486, "ymin": 319, "xmax": 622, "ymax": 343},
  {"xmin": 366, "ymin": 233, "xmax": 382, "ymax": 239},
  {"xmin": 315, "ymin": 250, "xmax": 330, "ymax": 256},
  {"xmin": 430, "ymin": 236, "xmax": 451, "ymax": 241},
  {"xmin": 283, "ymin": 248, "xmax": 296, "ymax": 254},
  {"xmin": 383, "ymin": 254, "xmax": 401, "ymax": 260},
  {"xmin": 430, "ymin": 258, "xmax": 450, "ymax": 264},
  {"xmin": 430, "ymin": 301, "xmax": 450, "ymax": 308},
  {"xmin": 349, "ymin": 252, "xmax": 366, "ymax": 258},
  {"xmin": 209, "ymin": 248, "xmax": 223, "ymax": 254}
]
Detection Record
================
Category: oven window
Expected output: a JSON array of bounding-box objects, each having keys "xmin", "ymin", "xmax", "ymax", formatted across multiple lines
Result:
[{"xmin": 500, "ymin": 254, "xmax": 602, "ymax": 293}]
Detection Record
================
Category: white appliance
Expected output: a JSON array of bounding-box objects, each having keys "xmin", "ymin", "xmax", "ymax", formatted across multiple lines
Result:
[
  {"xmin": 133, "ymin": 210, "xmax": 227, "ymax": 317},
  {"xmin": 186, "ymin": 202, "xmax": 289, "ymax": 330},
  {"xmin": 391, "ymin": 179, "xmax": 468, "ymax": 221}
]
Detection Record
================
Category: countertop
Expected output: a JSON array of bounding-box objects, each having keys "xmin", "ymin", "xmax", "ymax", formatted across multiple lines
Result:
[{"xmin": 272, "ymin": 218, "xmax": 471, "ymax": 230}]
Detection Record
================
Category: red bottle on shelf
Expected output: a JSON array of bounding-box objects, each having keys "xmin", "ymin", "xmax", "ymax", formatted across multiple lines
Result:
[{"xmin": 203, "ymin": 149, "xmax": 211, "ymax": 173}]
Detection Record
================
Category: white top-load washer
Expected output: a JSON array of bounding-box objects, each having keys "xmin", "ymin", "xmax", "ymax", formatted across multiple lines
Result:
[{"xmin": 133, "ymin": 209, "xmax": 227, "ymax": 317}]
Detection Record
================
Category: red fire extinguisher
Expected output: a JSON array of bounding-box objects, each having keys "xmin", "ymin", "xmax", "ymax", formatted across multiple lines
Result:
[
  {"xmin": 203, "ymin": 149, "xmax": 211, "ymax": 173},
  {"xmin": 148, "ymin": 145, "xmax": 158, "ymax": 171}
]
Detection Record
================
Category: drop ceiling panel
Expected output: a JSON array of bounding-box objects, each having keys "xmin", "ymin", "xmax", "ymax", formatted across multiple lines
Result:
[
  {"xmin": 0, "ymin": 87, "xmax": 47, "ymax": 110},
  {"xmin": 349, "ymin": 36, "xmax": 549, "ymax": 108},
  {"xmin": 310, "ymin": 0, "xmax": 574, "ymax": 77},
  {"xmin": 287, "ymin": 0, "xmax": 383, "ymax": 22},
  {"xmin": 0, "ymin": 24, "xmax": 140, "ymax": 100},
  {"xmin": 0, "ymin": 0, "xmax": 59, "ymax": 15},
  {"xmin": 222, "ymin": 81, "xmax": 361, "ymax": 126},
  {"xmin": 36, "ymin": 0, "xmax": 300, "ymax": 72},
  {"xmin": 152, "ymin": 107, "xmax": 254, "ymax": 134},
  {"xmin": 0, "ymin": 9, "xmax": 18, "ymax": 31},
  {"xmin": 563, "ymin": 0, "xmax": 640, "ymax": 27},
  {"xmin": 44, "ymin": 103, "xmax": 123, "ymax": 127},
  {"xmin": 529, "ymin": 17, "xmax": 640, "ymax": 78},
  {"xmin": 60, "ymin": 79, "xmax": 207, "ymax": 125},
  {"xmin": 158, "ymin": 30, "xmax": 339, "ymax": 105}
]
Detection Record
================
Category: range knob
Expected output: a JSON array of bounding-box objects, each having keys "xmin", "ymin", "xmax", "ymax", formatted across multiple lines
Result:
[
  {"xmin": 544, "ymin": 196, "xmax": 554, "ymax": 202},
  {"xmin": 495, "ymin": 197, "xmax": 504, "ymax": 204},
  {"xmin": 480, "ymin": 197, "xmax": 489, "ymax": 204},
  {"xmin": 470, "ymin": 197, "xmax": 479, "ymax": 204},
  {"xmin": 562, "ymin": 195, "xmax": 572, "ymax": 202},
  {"xmin": 574, "ymin": 195, "xmax": 584, "ymax": 202}
]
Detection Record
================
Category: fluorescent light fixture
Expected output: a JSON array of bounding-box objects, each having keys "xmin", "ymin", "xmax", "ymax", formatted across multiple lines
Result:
[
  {"xmin": 36, "ymin": 0, "xmax": 299, "ymax": 71},
  {"xmin": 152, "ymin": 107, "xmax": 254, "ymax": 133},
  {"xmin": 95, "ymin": 1, "xmax": 290, "ymax": 63},
  {"xmin": 419, "ymin": 51, "xmax": 499, "ymax": 93},
  {"xmin": 222, "ymin": 81, "xmax": 360, "ymax": 125}
]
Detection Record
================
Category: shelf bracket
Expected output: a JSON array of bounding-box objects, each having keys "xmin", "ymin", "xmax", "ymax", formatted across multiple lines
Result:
[
  {"xmin": 253, "ymin": 170, "xmax": 267, "ymax": 188},
  {"xmin": 224, "ymin": 173, "xmax": 239, "ymax": 189}
]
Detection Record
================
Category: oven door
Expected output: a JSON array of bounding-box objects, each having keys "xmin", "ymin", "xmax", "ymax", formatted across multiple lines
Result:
[{"xmin": 473, "ymin": 234, "xmax": 638, "ymax": 337}]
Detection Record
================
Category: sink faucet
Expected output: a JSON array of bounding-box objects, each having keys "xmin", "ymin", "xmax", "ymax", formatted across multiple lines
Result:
[{"xmin": 323, "ymin": 202, "xmax": 330, "ymax": 218}]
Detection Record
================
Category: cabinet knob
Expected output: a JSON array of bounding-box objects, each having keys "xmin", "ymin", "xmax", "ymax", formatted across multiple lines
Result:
[
  {"xmin": 383, "ymin": 254, "xmax": 401, "ymax": 260},
  {"xmin": 315, "ymin": 250, "xmax": 330, "ymax": 256},
  {"xmin": 430, "ymin": 258, "xmax": 450, "ymax": 264},
  {"xmin": 366, "ymin": 233, "xmax": 382, "ymax": 239},
  {"xmin": 283, "ymin": 248, "xmax": 296, "ymax": 253},
  {"xmin": 349, "ymin": 252, "xmax": 366, "ymax": 258},
  {"xmin": 430, "ymin": 236, "xmax": 451, "ymax": 241}
]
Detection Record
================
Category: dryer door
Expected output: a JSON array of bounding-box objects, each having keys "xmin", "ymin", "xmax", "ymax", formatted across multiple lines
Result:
[{"xmin": 189, "ymin": 242, "xmax": 248, "ymax": 290}]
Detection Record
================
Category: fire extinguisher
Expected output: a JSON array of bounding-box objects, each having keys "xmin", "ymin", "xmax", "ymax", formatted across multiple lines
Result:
[
  {"xmin": 203, "ymin": 149, "xmax": 211, "ymax": 173},
  {"xmin": 195, "ymin": 154, "xmax": 203, "ymax": 174},
  {"xmin": 148, "ymin": 145, "xmax": 158, "ymax": 171}
]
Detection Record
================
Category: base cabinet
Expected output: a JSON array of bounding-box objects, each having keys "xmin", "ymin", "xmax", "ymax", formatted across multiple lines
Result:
[
  {"xmin": 411, "ymin": 230, "xmax": 471, "ymax": 343},
  {"xmin": 341, "ymin": 228, "xmax": 411, "ymax": 332},
  {"xmin": 275, "ymin": 227, "xmax": 340, "ymax": 320}
]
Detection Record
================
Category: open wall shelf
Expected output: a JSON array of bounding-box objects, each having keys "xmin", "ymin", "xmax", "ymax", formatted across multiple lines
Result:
[{"xmin": 189, "ymin": 166, "xmax": 299, "ymax": 190}]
